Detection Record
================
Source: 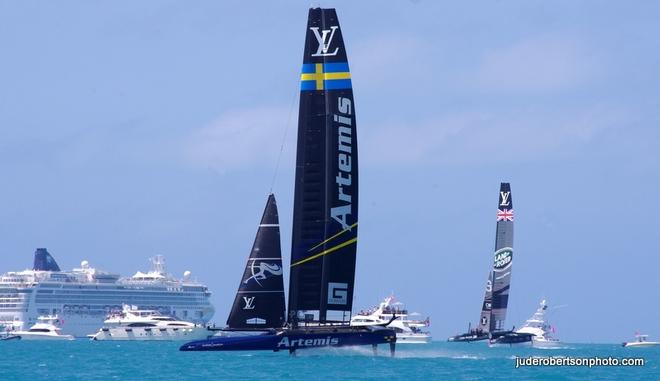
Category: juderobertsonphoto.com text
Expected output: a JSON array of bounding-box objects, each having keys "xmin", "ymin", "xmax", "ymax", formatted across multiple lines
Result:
[{"xmin": 515, "ymin": 356, "xmax": 645, "ymax": 368}]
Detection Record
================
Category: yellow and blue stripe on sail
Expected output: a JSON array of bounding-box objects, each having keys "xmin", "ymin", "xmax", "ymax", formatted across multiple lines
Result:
[{"xmin": 300, "ymin": 62, "xmax": 352, "ymax": 91}]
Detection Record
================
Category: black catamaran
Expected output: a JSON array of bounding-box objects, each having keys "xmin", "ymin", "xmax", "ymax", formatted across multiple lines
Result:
[
  {"xmin": 181, "ymin": 8, "xmax": 396, "ymax": 354},
  {"xmin": 448, "ymin": 183, "xmax": 532, "ymax": 344}
]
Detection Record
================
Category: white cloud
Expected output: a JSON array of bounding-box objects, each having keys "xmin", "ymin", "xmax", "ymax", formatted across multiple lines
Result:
[
  {"xmin": 351, "ymin": 34, "xmax": 430, "ymax": 90},
  {"xmin": 183, "ymin": 103, "xmax": 631, "ymax": 172},
  {"xmin": 183, "ymin": 106, "xmax": 296, "ymax": 172},
  {"xmin": 469, "ymin": 34, "xmax": 596, "ymax": 93},
  {"xmin": 361, "ymin": 105, "xmax": 630, "ymax": 167}
]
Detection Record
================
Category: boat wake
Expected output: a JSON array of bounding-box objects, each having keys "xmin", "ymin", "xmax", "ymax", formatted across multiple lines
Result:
[
  {"xmin": 309, "ymin": 345, "xmax": 488, "ymax": 360},
  {"xmin": 534, "ymin": 346, "xmax": 574, "ymax": 350},
  {"xmin": 391, "ymin": 351, "xmax": 486, "ymax": 360},
  {"xmin": 450, "ymin": 354, "xmax": 486, "ymax": 360}
]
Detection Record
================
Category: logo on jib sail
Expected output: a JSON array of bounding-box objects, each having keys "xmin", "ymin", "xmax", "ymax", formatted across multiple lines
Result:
[{"xmin": 493, "ymin": 248, "xmax": 513, "ymax": 271}]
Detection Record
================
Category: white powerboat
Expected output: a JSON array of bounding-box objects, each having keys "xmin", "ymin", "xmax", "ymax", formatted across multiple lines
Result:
[
  {"xmin": 91, "ymin": 305, "xmax": 214, "ymax": 341},
  {"xmin": 351, "ymin": 296, "xmax": 431, "ymax": 343},
  {"xmin": 516, "ymin": 299, "xmax": 561, "ymax": 348},
  {"xmin": 1, "ymin": 321, "xmax": 21, "ymax": 341},
  {"xmin": 10, "ymin": 315, "xmax": 74, "ymax": 340},
  {"xmin": 623, "ymin": 334, "xmax": 659, "ymax": 348}
]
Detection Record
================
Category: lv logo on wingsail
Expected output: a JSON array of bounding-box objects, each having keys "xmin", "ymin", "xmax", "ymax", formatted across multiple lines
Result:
[
  {"xmin": 310, "ymin": 26, "xmax": 339, "ymax": 57},
  {"xmin": 500, "ymin": 191, "xmax": 510, "ymax": 206}
]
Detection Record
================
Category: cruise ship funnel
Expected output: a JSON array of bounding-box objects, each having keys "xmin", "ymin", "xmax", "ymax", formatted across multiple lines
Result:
[{"xmin": 33, "ymin": 248, "xmax": 61, "ymax": 272}]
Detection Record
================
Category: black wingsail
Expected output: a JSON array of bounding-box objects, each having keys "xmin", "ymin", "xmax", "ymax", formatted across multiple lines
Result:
[
  {"xmin": 449, "ymin": 183, "xmax": 516, "ymax": 342},
  {"xmin": 477, "ymin": 272, "xmax": 493, "ymax": 333},
  {"xmin": 226, "ymin": 194, "xmax": 285, "ymax": 329},
  {"xmin": 490, "ymin": 183, "xmax": 514, "ymax": 331},
  {"xmin": 288, "ymin": 8, "xmax": 358, "ymax": 324}
]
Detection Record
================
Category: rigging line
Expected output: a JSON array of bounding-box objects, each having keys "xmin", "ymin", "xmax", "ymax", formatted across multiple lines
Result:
[{"xmin": 269, "ymin": 84, "xmax": 298, "ymax": 195}]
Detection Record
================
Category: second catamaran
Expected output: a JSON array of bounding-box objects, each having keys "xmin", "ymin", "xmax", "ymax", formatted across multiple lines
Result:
[
  {"xmin": 180, "ymin": 8, "xmax": 396, "ymax": 354},
  {"xmin": 448, "ymin": 183, "xmax": 533, "ymax": 345}
]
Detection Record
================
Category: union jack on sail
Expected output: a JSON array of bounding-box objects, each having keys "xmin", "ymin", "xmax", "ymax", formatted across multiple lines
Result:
[{"xmin": 496, "ymin": 209, "xmax": 514, "ymax": 221}]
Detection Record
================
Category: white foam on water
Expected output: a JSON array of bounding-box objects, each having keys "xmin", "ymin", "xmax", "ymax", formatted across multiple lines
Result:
[{"xmin": 450, "ymin": 354, "xmax": 486, "ymax": 360}]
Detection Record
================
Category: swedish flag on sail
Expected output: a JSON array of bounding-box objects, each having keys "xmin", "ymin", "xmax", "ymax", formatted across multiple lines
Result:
[{"xmin": 300, "ymin": 62, "xmax": 352, "ymax": 91}]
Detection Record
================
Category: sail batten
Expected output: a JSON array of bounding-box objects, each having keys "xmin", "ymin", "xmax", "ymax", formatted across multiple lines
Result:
[
  {"xmin": 288, "ymin": 8, "xmax": 358, "ymax": 324},
  {"xmin": 226, "ymin": 194, "xmax": 285, "ymax": 329}
]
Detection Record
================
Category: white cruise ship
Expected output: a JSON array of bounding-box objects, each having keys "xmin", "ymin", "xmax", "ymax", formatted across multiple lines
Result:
[{"xmin": 0, "ymin": 249, "xmax": 215, "ymax": 338}]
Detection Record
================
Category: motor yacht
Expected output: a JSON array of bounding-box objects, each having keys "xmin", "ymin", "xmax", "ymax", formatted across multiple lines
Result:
[
  {"xmin": 516, "ymin": 299, "xmax": 561, "ymax": 348},
  {"xmin": 91, "ymin": 305, "xmax": 214, "ymax": 341},
  {"xmin": 351, "ymin": 296, "xmax": 431, "ymax": 343},
  {"xmin": 10, "ymin": 315, "xmax": 74, "ymax": 340}
]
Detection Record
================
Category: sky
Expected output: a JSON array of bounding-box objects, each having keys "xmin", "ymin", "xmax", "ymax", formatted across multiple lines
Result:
[{"xmin": 1, "ymin": 1, "xmax": 659, "ymax": 343}]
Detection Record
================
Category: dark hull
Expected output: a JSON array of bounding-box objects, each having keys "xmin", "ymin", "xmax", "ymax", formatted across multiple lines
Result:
[
  {"xmin": 489, "ymin": 331, "xmax": 534, "ymax": 345},
  {"xmin": 180, "ymin": 327, "xmax": 396, "ymax": 352},
  {"xmin": 448, "ymin": 333, "xmax": 489, "ymax": 342},
  {"xmin": 448, "ymin": 330, "xmax": 523, "ymax": 343}
]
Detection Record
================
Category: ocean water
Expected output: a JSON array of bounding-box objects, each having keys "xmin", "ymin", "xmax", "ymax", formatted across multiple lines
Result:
[{"xmin": 1, "ymin": 340, "xmax": 657, "ymax": 380}]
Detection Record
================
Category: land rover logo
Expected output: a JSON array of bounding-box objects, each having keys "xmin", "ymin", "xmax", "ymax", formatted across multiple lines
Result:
[{"xmin": 493, "ymin": 248, "xmax": 513, "ymax": 270}]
